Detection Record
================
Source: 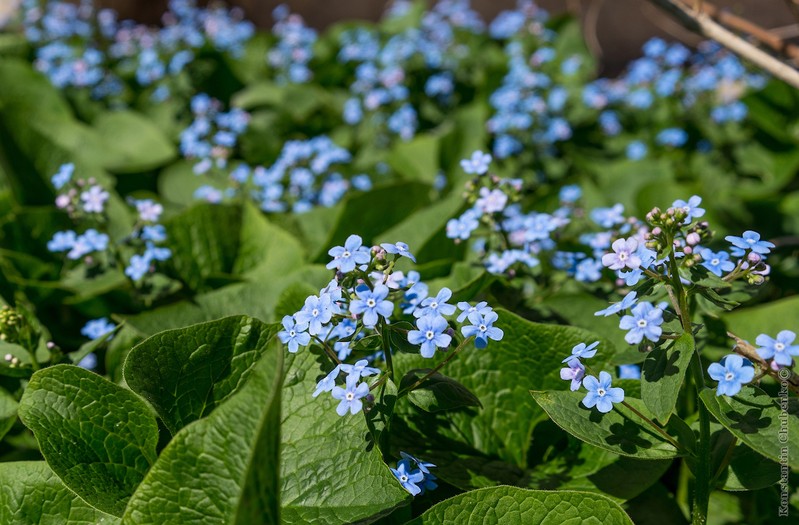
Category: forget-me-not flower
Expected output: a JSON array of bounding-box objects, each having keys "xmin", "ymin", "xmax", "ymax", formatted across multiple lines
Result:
[
  {"xmin": 331, "ymin": 374, "xmax": 370, "ymax": 415},
  {"xmin": 414, "ymin": 287, "xmax": 456, "ymax": 318},
  {"xmin": 619, "ymin": 302, "xmax": 664, "ymax": 344},
  {"xmin": 380, "ymin": 242, "xmax": 416, "ymax": 262},
  {"xmin": 461, "ymin": 311, "xmax": 504, "ymax": 349},
  {"xmin": 595, "ymin": 292, "xmax": 638, "ymax": 317},
  {"xmin": 755, "ymin": 330, "xmax": 799, "ymax": 367},
  {"xmin": 672, "ymin": 195, "xmax": 705, "ymax": 224},
  {"xmin": 327, "ymin": 234, "xmax": 371, "ymax": 273},
  {"xmin": 582, "ymin": 371, "xmax": 625, "ymax": 413},
  {"xmin": 409, "ymin": 315, "xmax": 452, "ymax": 358},
  {"xmin": 349, "ymin": 284, "xmax": 393, "ymax": 327},
  {"xmin": 602, "ymin": 237, "xmax": 642, "ymax": 271},
  {"xmin": 391, "ymin": 459, "xmax": 425, "ymax": 496},
  {"xmin": 560, "ymin": 358, "xmax": 585, "ymax": 391},
  {"xmin": 295, "ymin": 294, "xmax": 334, "ymax": 335},
  {"xmin": 81, "ymin": 318, "xmax": 116, "ymax": 340},
  {"xmin": 562, "ymin": 341, "xmax": 599, "ymax": 363},
  {"xmin": 460, "ymin": 150, "xmax": 492, "ymax": 175},
  {"xmin": 708, "ymin": 354, "xmax": 754, "ymax": 396},
  {"xmin": 699, "ymin": 248, "xmax": 735, "ymax": 277},
  {"xmin": 725, "ymin": 230, "xmax": 775, "ymax": 255},
  {"xmin": 278, "ymin": 315, "xmax": 311, "ymax": 353}
]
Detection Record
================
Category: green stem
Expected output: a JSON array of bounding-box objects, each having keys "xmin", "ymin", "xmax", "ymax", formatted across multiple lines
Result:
[
  {"xmin": 380, "ymin": 321, "xmax": 394, "ymax": 380},
  {"xmin": 619, "ymin": 400, "xmax": 686, "ymax": 453},
  {"xmin": 397, "ymin": 336, "xmax": 474, "ymax": 396}
]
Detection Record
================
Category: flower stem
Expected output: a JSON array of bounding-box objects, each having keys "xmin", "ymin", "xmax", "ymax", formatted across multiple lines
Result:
[
  {"xmin": 398, "ymin": 336, "xmax": 474, "ymax": 396},
  {"xmin": 618, "ymin": 400, "xmax": 685, "ymax": 452}
]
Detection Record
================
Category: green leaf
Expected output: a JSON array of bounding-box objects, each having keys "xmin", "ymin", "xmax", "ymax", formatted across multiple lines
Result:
[
  {"xmin": 641, "ymin": 332, "xmax": 695, "ymax": 423},
  {"xmin": 69, "ymin": 323, "xmax": 123, "ymax": 366},
  {"xmin": 395, "ymin": 309, "xmax": 619, "ymax": 467},
  {"xmin": 406, "ymin": 486, "xmax": 633, "ymax": 525},
  {"xmin": 280, "ymin": 349, "xmax": 409, "ymax": 524},
  {"xmin": 387, "ymin": 133, "xmax": 439, "ymax": 184},
  {"xmin": 0, "ymin": 387, "xmax": 17, "ymax": 442},
  {"xmin": 122, "ymin": 342, "xmax": 283, "ymax": 525},
  {"xmin": 233, "ymin": 201, "xmax": 305, "ymax": 279},
  {"xmin": 720, "ymin": 442, "xmax": 781, "ymax": 491},
  {"xmin": 700, "ymin": 385, "xmax": 799, "ymax": 469},
  {"xmin": 18, "ymin": 365, "xmax": 159, "ymax": 516},
  {"xmin": 0, "ymin": 461, "xmax": 120, "ymax": 524},
  {"xmin": 92, "ymin": 110, "xmax": 176, "ymax": 173},
  {"xmin": 530, "ymin": 390, "xmax": 682, "ymax": 459},
  {"xmin": 164, "ymin": 203, "xmax": 241, "ymax": 292},
  {"xmin": 124, "ymin": 315, "xmax": 279, "ymax": 435},
  {"xmin": 722, "ymin": 296, "xmax": 799, "ymax": 342},
  {"xmin": 401, "ymin": 369, "xmax": 482, "ymax": 413}
]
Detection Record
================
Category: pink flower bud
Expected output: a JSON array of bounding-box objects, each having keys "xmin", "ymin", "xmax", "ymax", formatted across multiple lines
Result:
[{"xmin": 686, "ymin": 232, "xmax": 700, "ymax": 246}]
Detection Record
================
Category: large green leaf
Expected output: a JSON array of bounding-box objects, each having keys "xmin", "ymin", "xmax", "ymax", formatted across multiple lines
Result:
[
  {"xmin": 18, "ymin": 365, "xmax": 159, "ymax": 516},
  {"xmin": 0, "ymin": 386, "xmax": 17, "ymax": 441},
  {"xmin": 124, "ymin": 316, "xmax": 279, "ymax": 435},
  {"xmin": 387, "ymin": 133, "xmax": 439, "ymax": 185},
  {"xmin": 530, "ymin": 390, "xmax": 682, "ymax": 459},
  {"xmin": 0, "ymin": 461, "xmax": 119, "ymax": 524},
  {"xmin": 700, "ymin": 386, "xmax": 799, "ymax": 470},
  {"xmin": 280, "ymin": 349, "xmax": 409, "ymax": 524},
  {"xmin": 395, "ymin": 309, "xmax": 618, "ymax": 467},
  {"xmin": 406, "ymin": 486, "xmax": 633, "ymax": 524},
  {"xmin": 122, "ymin": 342, "xmax": 283, "ymax": 525},
  {"xmin": 233, "ymin": 201, "xmax": 305, "ymax": 279},
  {"xmin": 92, "ymin": 111, "xmax": 177, "ymax": 173},
  {"xmin": 641, "ymin": 332, "xmax": 695, "ymax": 423}
]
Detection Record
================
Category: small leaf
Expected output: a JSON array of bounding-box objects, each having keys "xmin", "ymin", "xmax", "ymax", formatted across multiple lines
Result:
[
  {"xmin": 18, "ymin": 365, "xmax": 159, "ymax": 516},
  {"xmin": 124, "ymin": 315, "xmax": 279, "ymax": 435},
  {"xmin": 401, "ymin": 369, "xmax": 482, "ymax": 412},
  {"xmin": 531, "ymin": 390, "xmax": 682, "ymax": 459},
  {"xmin": 0, "ymin": 387, "xmax": 18, "ymax": 441},
  {"xmin": 0, "ymin": 461, "xmax": 120, "ymax": 524},
  {"xmin": 641, "ymin": 333, "xmax": 695, "ymax": 423},
  {"xmin": 406, "ymin": 486, "xmax": 634, "ymax": 524}
]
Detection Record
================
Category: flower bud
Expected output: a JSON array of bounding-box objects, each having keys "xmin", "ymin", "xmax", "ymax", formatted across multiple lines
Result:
[
  {"xmin": 686, "ymin": 232, "xmax": 700, "ymax": 246},
  {"xmin": 747, "ymin": 252, "xmax": 762, "ymax": 264}
]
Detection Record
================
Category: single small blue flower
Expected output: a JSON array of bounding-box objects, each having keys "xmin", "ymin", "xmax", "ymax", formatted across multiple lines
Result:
[
  {"xmin": 81, "ymin": 318, "xmax": 116, "ymax": 340},
  {"xmin": 331, "ymin": 374, "xmax": 370, "ymax": 416},
  {"xmin": 47, "ymin": 230, "xmax": 77, "ymax": 252},
  {"xmin": 446, "ymin": 210, "xmax": 479, "ymax": 240},
  {"xmin": 278, "ymin": 315, "xmax": 311, "ymax": 353},
  {"xmin": 461, "ymin": 311, "xmax": 503, "ymax": 349},
  {"xmin": 626, "ymin": 141, "xmax": 647, "ymax": 160},
  {"xmin": 400, "ymin": 452, "xmax": 436, "ymax": 474},
  {"xmin": 125, "ymin": 254, "xmax": 151, "ymax": 281},
  {"xmin": 380, "ymin": 242, "xmax": 416, "ymax": 262},
  {"xmin": 582, "ymin": 371, "xmax": 625, "ymax": 413},
  {"xmin": 455, "ymin": 301, "xmax": 491, "ymax": 323},
  {"xmin": 619, "ymin": 302, "xmax": 664, "ymax": 344},
  {"xmin": 672, "ymin": 195, "xmax": 705, "ymax": 224},
  {"xmin": 562, "ymin": 341, "xmax": 599, "ymax": 363},
  {"xmin": 340, "ymin": 359, "xmax": 381, "ymax": 379},
  {"xmin": 755, "ymin": 330, "xmax": 799, "ymax": 367},
  {"xmin": 327, "ymin": 234, "xmax": 371, "ymax": 273},
  {"xmin": 313, "ymin": 365, "xmax": 341, "ymax": 398},
  {"xmin": 602, "ymin": 237, "xmax": 642, "ymax": 271},
  {"xmin": 725, "ymin": 230, "xmax": 775, "ymax": 255},
  {"xmin": 414, "ymin": 288, "xmax": 456, "ymax": 318},
  {"xmin": 560, "ymin": 358, "xmax": 585, "ymax": 391},
  {"xmin": 699, "ymin": 248, "xmax": 735, "ymax": 277},
  {"xmin": 295, "ymin": 294, "xmax": 334, "ymax": 335},
  {"xmin": 77, "ymin": 352, "xmax": 97, "ymax": 370},
  {"xmin": 391, "ymin": 459, "xmax": 425, "ymax": 496},
  {"xmin": 80, "ymin": 185, "xmax": 110, "ymax": 214},
  {"xmin": 349, "ymin": 284, "xmax": 393, "ymax": 328},
  {"xmin": 140, "ymin": 225, "xmax": 167, "ymax": 243},
  {"xmin": 409, "ymin": 315, "xmax": 452, "ymax": 358},
  {"xmin": 708, "ymin": 354, "xmax": 755, "ymax": 396},
  {"xmin": 594, "ymin": 292, "xmax": 638, "ymax": 317},
  {"xmin": 559, "ymin": 185, "xmax": 582, "ymax": 203},
  {"xmin": 618, "ymin": 364, "xmax": 642, "ymax": 380},
  {"xmin": 460, "ymin": 150, "xmax": 492, "ymax": 175},
  {"xmin": 51, "ymin": 163, "xmax": 74, "ymax": 189}
]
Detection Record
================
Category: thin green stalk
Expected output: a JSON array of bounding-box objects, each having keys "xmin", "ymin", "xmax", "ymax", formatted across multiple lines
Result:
[
  {"xmin": 397, "ymin": 336, "xmax": 474, "ymax": 396},
  {"xmin": 619, "ymin": 400, "xmax": 686, "ymax": 453}
]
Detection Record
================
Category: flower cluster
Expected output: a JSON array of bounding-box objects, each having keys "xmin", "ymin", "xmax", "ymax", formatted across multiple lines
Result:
[
  {"xmin": 560, "ymin": 341, "xmax": 625, "ymax": 413},
  {"xmin": 391, "ymin": 452, "xmax": 437, "ymax": 496},
  {"xmin": 267, "ymin": 4, "xmax": 316, "ymax": 84},
  {"xmin": 45, "ymin": 163, "xmax": 172, "ymax": 283},
  {"xmin": 277, "ymin": 234, "xmax": 503, "ymax": 416},
  {"xmin": 180, "ymin": 94, "xmax": 250, "ymax": 175}
]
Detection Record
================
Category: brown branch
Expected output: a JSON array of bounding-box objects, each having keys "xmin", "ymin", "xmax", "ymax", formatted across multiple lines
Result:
[{"xmin": 646, "ymin": 0, "xmax": 799, "ymax": 90}]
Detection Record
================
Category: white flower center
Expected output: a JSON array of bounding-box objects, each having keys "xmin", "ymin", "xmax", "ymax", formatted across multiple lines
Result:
[
  {"xmin": 346, "ymin": 392, "xmax": 355, "ymax": 401},
  {"xmin": 637, "ymin": 319, "xmax": 647, "ymax": 328},
  {"xmin": 597, "ymin": 388, "xmax": 606, "ymax": 396},
  {"xmin": 425, "ymin": 330, "xmax": 435, "ymax": 340},
  {"xmin": 312, "ymin": 308, "xmax": 319, "ymax": 317},
  {"xmin": 711, "ymin": 258, "xmax": 720, "ymax": 266},
  {"xmin": 430, "ymin": 301, "xmax": 438, "ymax": 308},
  {"xmin": 289, "ymin": 330, "xmax": 296, "ymax": 337},
  {"xmin": 776, "ymin": 342, "xmax": 785, "ymax": 351},
  {"xmin": 479, "ymin": 324, "xmax": 487, "ymax": 332},
  {"xmin": 399, "ymin": 475, "xmax": 408, "ymax": 482},
  {"xmin": 619, "ymin": 252, "xmax": 628, "ymax": 261},
  {"xmin": 367, "ymin": 299, "xmax": 376, "ymax": 308},
  {"xmin": 725, "ymin": 372, "xmax": 734, "ymax": 381},
  {"xmin": 342, "ymin": 250, "xmax": 351, "ymax": 258}
]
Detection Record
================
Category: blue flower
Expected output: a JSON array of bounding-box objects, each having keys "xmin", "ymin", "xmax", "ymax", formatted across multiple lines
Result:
[
  {"xmin": 582, "ymin": 371, "xmax": 625, "ymax": 413},
  {"xmin": 327, "ymin": 234, "xmax": 371, "ymax": 273},
  {"xmin": 313, "ymin": 365, "xmax": 341, "ymax": 398},
  {"xmin": 461, "ymin": 311, "xmax": 503, "ymax": 349},
  {"xmin": 80, "ymin": 185, "xmax": 110, "ymax": 214},
  {"xmin": 559, "ymin": 185, "xmax": 582, "ymax": 203},
  {"xmin": 409, "ymin": 315, "xmax": 451, "ymax": 358},
  {"xmin": 708, "ymin": 354, "xmax": 755, "ymax": 396},
  {"xmin": 755, "ymin": 330, "xmax": 799, "ymax": 367},
  {"xmin": 77, "ymin": 353, "xmax": 97, "ymax": 370},
  {"xmin": 331, "ymin": 374, "xmax": 370, "ymax": 416},
  {"xmin": 68, "ymin": 229, "xmax": 109, "ymax": 260},
  {"xmin": 349, "ymin": 284, "xmax": 393, "ymax": 328},
  {"xmin": 460, "ymin": 150, "xmax": 492, "ymax": 175},
  {"xmin": 656, "ymin": 128, "xmax": 688, "ymax": 147},
  {"xmin": 595, "ymin": 292, "xmax": 638, "ymax": 317},
  {"xmin": 446, "ymin": 210, "xmax": 479, "ymax": 240},
  {"xmin": 560, "ymin": 358, "xmax": 585, "ymax": 391},
  {"xmin": 295, "ymin": 294, "xmax": 334, "ymax": 335},
  {"xmin": 590, "ymin": 204, "xmax": 625, "ymax": 228},
  {"xmin": 400, "ymin": 451, "xmax": 436, "ymax": 474},
  {"xmin": 619, "ymin": 302, "xmax": 664, "ymax": 344},
  {"xmin": 601, "ymin": 238, "xmax": 642, "ymax": 271},
  {"xmin": 672, "ymin": 195, "xmax": 705, "ymax": 224},
  {"xmin": 414, "ymin": 288, "xmax": 456, "ymax": 318},
  {"xmin": 140, "ymin": 225, "xmax": 167, "ymax": 243},
  {"xmin": 618, "ymin": 364, "xmax": 641, "ymax": 380},
  {"xmin": 455, "ymin": 301, "xmax": 491, "ymax": 323},
  {"xmin": 47, "ymin": 230, "xmax": 77, "ymax": 252},
  {"xmin": 51, "ymin": 163, "xmax": 74, "ymax": 189},
  {"xmin": 340, "ymin": 359, "xmax": 381, "ymax": 379},
  {"xmin": 699, "ymin": 249, "xmax": 735, "ymax": 277},
  {"xmin": 391, "ymin": 459, "xmax": 425, "ymax": 496},
  {"xmin": 81, "ymin": 318, "xmax": 116, "ymax": 340},
  {"xmin": 278, "ymin": 315, "xmax": 311, "ymax": 353},
  {"xmin": 380, "ymin": 242, "xmax": 416, "ymax": 262},
  {"xmin": 725, "ymin": 230, "xmax": 775, "ymax": 255},
  {"xmin": 562, "ymin": 341, "xmax": 599, "ymax": 363}
]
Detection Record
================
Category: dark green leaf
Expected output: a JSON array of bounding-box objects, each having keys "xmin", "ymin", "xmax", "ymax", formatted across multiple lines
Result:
[
  {"xmin": 401, "ymin": 369, "xmax": 482, "ymax": 413},
  {"xmin": 641, "ymin": 333, "xmax": 695, "ymax": 423}
]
